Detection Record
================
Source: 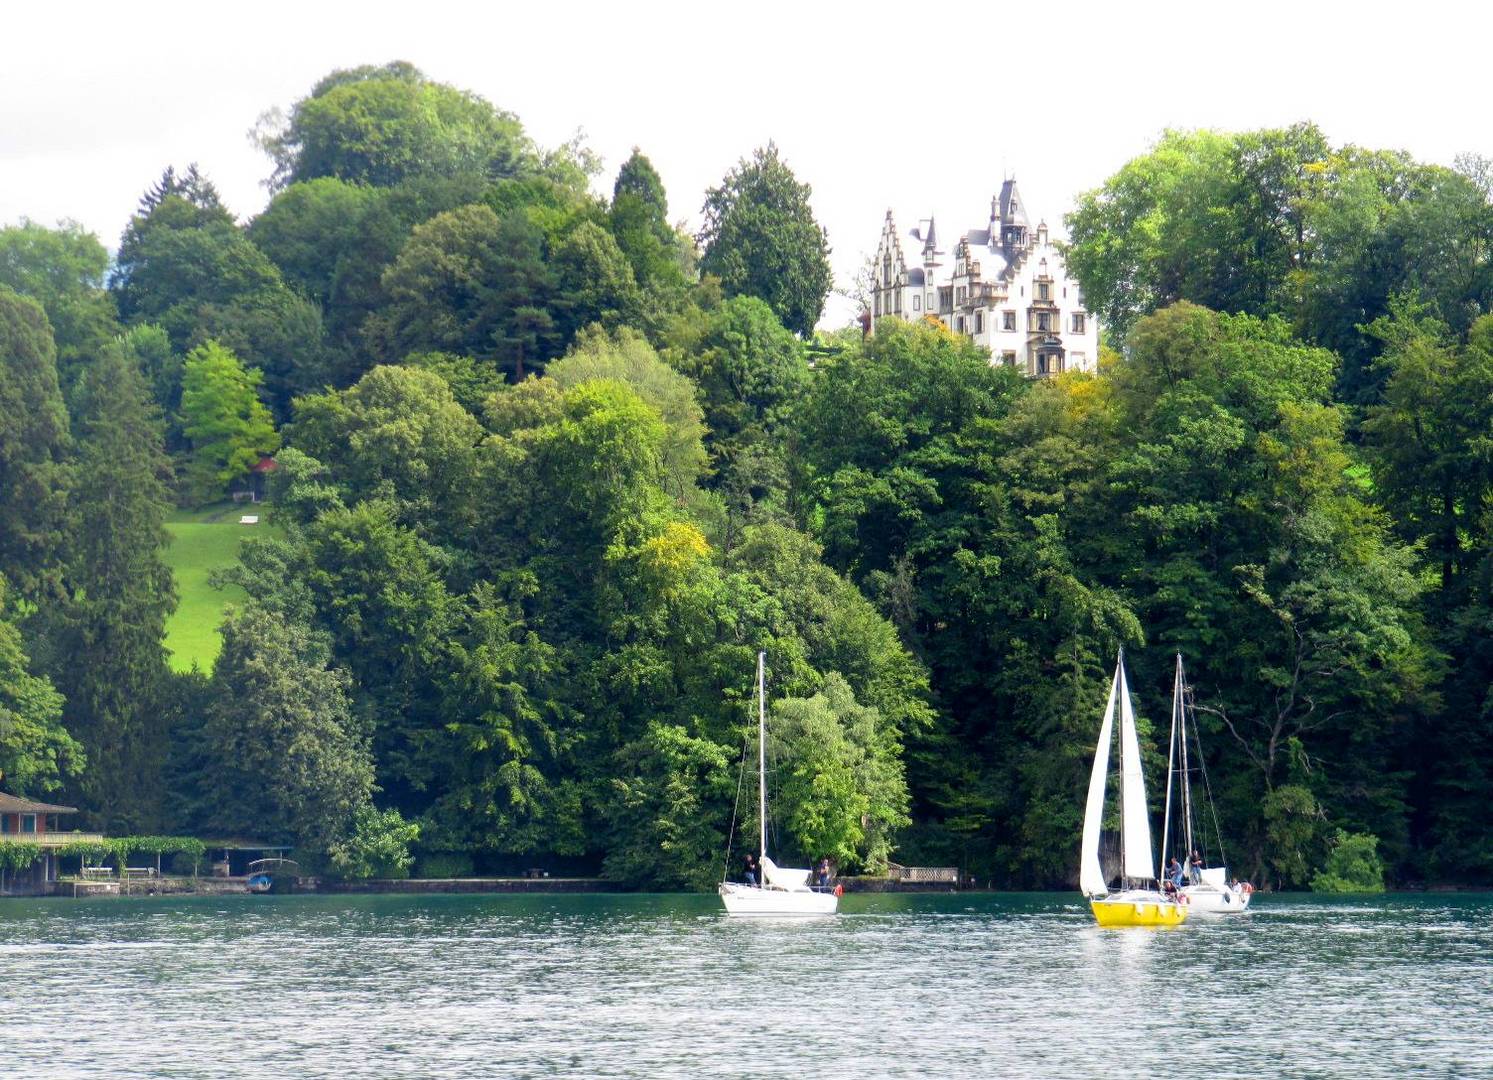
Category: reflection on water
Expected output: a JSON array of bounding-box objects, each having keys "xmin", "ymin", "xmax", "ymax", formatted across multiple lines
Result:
[{"xmin": 0, "ymin": 891, "xmax": 1488, "ymax": 1077}]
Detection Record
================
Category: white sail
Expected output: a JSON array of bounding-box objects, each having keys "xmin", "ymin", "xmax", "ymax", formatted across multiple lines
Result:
[
  {"xmin": 760, "ymin": 856, "xmax": 811, "ymax": 891},
  {"xmin": 1118, "ymin": 662, "xmax": 1155, "ymax": 882},
  {"xmin": 1079, "ymin": 665, "xmax": 1120, "ymax": 897}
]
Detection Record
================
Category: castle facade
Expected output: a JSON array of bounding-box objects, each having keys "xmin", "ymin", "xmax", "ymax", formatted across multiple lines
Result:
[{"xmin": 871, "ymin": 179, "xmax": 1098, "ymax": 377}]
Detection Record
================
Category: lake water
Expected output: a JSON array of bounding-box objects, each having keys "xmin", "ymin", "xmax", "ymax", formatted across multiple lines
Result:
[{"xmin": 0, "ymin": 891, "xmax": 1487, "ymax": 1078}]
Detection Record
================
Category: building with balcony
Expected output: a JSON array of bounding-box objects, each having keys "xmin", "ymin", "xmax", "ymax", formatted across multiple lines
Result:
[
  {"xmin": 870, "ymin": 178, "xmax": 1098, "ymax": 377},
  {"xmin": 0, "ymin": 791, "xmax": 103, "ymax": 894}
]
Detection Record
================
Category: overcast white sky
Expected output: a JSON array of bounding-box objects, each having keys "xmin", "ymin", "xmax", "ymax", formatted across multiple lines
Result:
[{"xmin": 5, "ymin": 1, "xmax": 1490, "ymax": 327}]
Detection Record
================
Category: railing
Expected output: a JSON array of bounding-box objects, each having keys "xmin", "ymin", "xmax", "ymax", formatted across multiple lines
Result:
[
  {"xmin": 0, "ymin": 832, "xmax": 106, "ymax": 847},
  {"xmin": 886, "ymin": 863, "xmax": 960, "ymax": 884}
]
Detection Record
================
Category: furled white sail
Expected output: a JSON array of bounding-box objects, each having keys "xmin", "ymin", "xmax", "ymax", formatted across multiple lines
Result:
[
  {"xmin": 1079, "ymin": 666, "xmax": 1120, "ymax": 897},
  {"xmin": 1117, "ymin": 663, "xmax": 1154, "ymax": 882},
  {"xmin": 760, "ymin": 856, "xmax": 811, "ymax": 891}
]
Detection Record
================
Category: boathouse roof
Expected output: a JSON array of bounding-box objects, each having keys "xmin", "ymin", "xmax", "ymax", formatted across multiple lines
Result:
[{"xmin": 0, "ymin": 792, "xmax": 78, "ymax": 815}]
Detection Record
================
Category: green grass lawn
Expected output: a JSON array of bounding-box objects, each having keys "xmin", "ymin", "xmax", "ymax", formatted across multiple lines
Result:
[{"xmin": 163, "ymin": 503, "xmax": 276, "ymax": 672}]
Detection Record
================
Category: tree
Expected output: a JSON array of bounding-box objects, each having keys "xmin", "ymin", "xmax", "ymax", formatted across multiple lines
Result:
[
  {"xmin": 288, "ymin": 365, "xmax": 483, "ymax": 541},
  {"xmin": 0, "ymin": 288, "xmax": 70, "ymax": 600},
  {"xmin": 548, "ymin": 326, "xmax": 707, "ymax": 502},
  {"xmin": 112, "ymin": 170, "xmax": 327, "ymax": 415},
  {"xmin": 0, "ymin": 576, "xmax": 82, "ymax": 795},
  {"xmin": 202, "ymin": 604, "xmax": 374, "ymax": 853},
  {"xmin": 768, "ymin": 673, "xmax": 909, "ymax": 870},
  {"xmin": 256, "ymin": 62, "xmax": 540, "ymax": 191},
  {"xmin": 179, "ymin": 341, "xmax": 279, "ymax": 504},
  {"xmin": 608, "ymin": 149, "xmax": 688, "ymax": 297},
  {"xmin": 368, "ymin": 204, "xmax": 561, "ymax": 379},
  {"xmin": 38, "ymin": 343, "xmax": 176, "ymax": 830},
  {"xmin": 601, "ymin": 721, "xmax": 732, "ymax": 889},
  {"xmin": 698, "ymin": 143, "xmax": 832, "ymax": 336},
  {"xmin": 1311, "ymin": 830, "xmax": 1387, "ymax": 892},
  {"xmin": 0, "ymin": 219, "xmax": 118, "ymax": 396}
]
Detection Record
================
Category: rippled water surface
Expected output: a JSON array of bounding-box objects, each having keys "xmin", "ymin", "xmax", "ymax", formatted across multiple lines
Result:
[{"xmin": 1, "ymin": 891, "xmax": 1488, "ymax": 1077}]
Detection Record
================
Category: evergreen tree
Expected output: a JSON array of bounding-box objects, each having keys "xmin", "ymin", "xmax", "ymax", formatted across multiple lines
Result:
[
  {"xmin": 39, "ymin": 343, "xmax": 176, "ymax": 831},
  {"xmin": 0, "ymin": 288, "xmax": 70, "ymax": 602},
  {"xmin": 698, "ymin": 143, "xmax": 832, "ymax": 337}
]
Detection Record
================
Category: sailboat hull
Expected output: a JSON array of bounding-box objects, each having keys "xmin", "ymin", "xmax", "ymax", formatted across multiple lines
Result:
[
  {"xmin": 1090, "ymin": 893, "xmax": 1188, "ymax": 927},
  {"xmin": 1179, "ymin": 884, "xmax": 1252, "ymax": 913},
  {"xmin": 718, "ymin": 882, "xmax": 838, "ymax": 917}
]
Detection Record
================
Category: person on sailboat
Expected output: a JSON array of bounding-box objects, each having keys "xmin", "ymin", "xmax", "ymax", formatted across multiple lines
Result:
[
  {"xmin": 816, "ymin": 857, "xmax": 831, "ymax": 889},
  {"xmin": 1189, "ymin": 849, "xmax": 1204, "ymax": 884},
  {"xmin": 1167, "ymin": 857, "xmax": 1185, "ymax": 889},
  {"xmin": 743, "ymin": 853, "xmax": 759, "ymax": 886}
]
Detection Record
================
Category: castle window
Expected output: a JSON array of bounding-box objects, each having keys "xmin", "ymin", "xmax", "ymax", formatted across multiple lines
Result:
[
  {"xmin": 874, "ymin": 294, "xmax": 881, "ymax": 317},
  {"xmin": 883, "ymin": 254, "xmax": 892, "ymax": 287},
  {"xmin": 894, "ymin": 292, "xmax": 902, "ymax": 314},
  {"xmin": 1002, "ymin": 310, "xmax": 1016, "ymax": 331},
  {"xmin": 1071, "ymin": 352, "xmax": 1087, "ymax": 369},
  {"xmin": 1001, "ymin": 351, "xmax": 1016, "ymax": 367},
  {"xmin": 975, "ymin": 311, "xmax": 984, "ymax": 334},
  {"xmin": 1037, "ymin": 312, "xmax": 1052, "ymax": 332},
  {"xmin": 1037, "ymin": 355, "xmax": 1047, "ymax": 375},
  {"xmin": 1037, "ymin": 282, "xmax": 1051, "ymax": 301},
  {"xmin": 957, "ymin": 316, "xmax": 966, "ymax": 334},
  {"xmin": 913, "ymin": 295, "xmax": 921, "ymax": 311},
  {"xmin": 1071, "ymin": 313, "xmax": 1086, "ymax": 334}
]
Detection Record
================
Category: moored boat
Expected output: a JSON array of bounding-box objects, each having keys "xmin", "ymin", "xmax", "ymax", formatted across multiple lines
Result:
[
  {"xmin": 718, "ymin": 652, "xmax": 839, "ymax": 918},
  {"xmin": 1160, "ymin": 655, "xmax": 1253, "ymax": 914}
]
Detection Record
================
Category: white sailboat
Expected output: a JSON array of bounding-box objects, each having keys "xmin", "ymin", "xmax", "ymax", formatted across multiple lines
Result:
[
  {"xmin": 1160, "ymin": 654, "xmax": 1253, "ymax": 913},
  {"xmin": 1081, "ymin": 651, "xmax": 1187, "ymax": 927},
  {"xmin": 718, "ymin": 652, "xmax": 838, "ymax": 917}
]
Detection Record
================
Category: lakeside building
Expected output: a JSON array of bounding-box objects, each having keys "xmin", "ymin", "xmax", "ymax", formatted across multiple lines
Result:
[
  {"xmin": 870, "ymin": 178, "xmax": 1098, "ymax": 377},
  {"xmin": 0, "ymin": 792, "xmax": 103, "ymax": 893}
]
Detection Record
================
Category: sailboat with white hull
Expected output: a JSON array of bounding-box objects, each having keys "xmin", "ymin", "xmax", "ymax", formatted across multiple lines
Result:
[
  {"xmin": 1161, "ymin": 654, "xmax": 1253, "ymax": 913},
  {"xmin": 718, "ymin": 652, "xmax": 838, "ymax": 917},
  {"xmin": 1081, "ymin": 651, "xmax": 1187, "ymax": 927}
]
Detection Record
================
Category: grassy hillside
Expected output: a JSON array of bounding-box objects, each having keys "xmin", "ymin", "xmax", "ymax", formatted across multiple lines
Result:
[{"xmin": 163, "ymin": 504, "xmax": 274, "ymax": 672}]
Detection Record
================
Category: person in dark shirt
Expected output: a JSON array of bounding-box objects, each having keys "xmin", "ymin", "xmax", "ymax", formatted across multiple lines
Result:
[
  {"xmin": 743, "ymin": 853, "xmax": 759, "ymax": 886},
  {"xmin": 816, "ymin": 857, "xmax": 831, "ymax": 889},
  {"xmin": 1189, "ymin": 849, "xmax": 1204, "ymax": 884}
]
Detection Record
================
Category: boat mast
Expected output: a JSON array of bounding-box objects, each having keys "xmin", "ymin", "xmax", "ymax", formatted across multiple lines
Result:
[
  {"xmin": 1116, "ymin": 647, "xmax": 1125, "ymax": 886},
  {"xmin": 1160, "ymin": 653, "xmax": 1181, "ymax": 880},
  {"xmin": 758, "ymin": 650, "xmax": 767, "ymax": 864},
  {"xmin": 1178, "ymin": 656, "xmax": 1195, "ymax": 860}
]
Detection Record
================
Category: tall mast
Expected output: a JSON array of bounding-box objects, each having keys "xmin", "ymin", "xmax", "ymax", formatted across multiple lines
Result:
[
  {"xmin": 758, "ymin": 650, "xmax": 767, "ymax": 863},
  {"xmin": 1178, "ymin": 656, "xmax": 1195, "ymax": 858},
  {"xmin": 1160, "ymin": 653, "xmax": 1181, "ymax": 879}
]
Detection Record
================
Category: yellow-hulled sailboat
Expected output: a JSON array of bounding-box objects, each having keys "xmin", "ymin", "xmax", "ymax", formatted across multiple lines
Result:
[{"xmin": 1080, "ymin": 651, "xmax": 1187, "ymax": 928}]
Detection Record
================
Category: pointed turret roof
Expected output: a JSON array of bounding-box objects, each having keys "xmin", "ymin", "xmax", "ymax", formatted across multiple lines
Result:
[{"xmin": 998, "ymin": 178, "xmax": 1028, "ymax": 229}]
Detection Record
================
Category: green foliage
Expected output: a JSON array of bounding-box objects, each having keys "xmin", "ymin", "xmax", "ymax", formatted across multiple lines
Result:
[
  {"xmin": 1065, "ymin": 125, "xmax": 1493, "ymax": 401},
  {"xmin": 0, "ymin": 576, "xmax": 82, "ymax": 793},
  {"xmin": 768, "ymin": 674, "xmax": 908, "ymax": 871},
  {"xmin": 179, "ymin": 341, "xmax": 280, "ymax": 504},
  {"xmin": 325, "ymin": 805, "xmax": 419, "ymax": 879},
  {"xmin": 0, "ymin": 842, "xmax": 42, "ymax": 873},
  {"xmin": 0, "ymin": 287, "xmax": 70, "ymax": 601},
  {"xmin": 0, "ymin": 219, "xmax": 118, "ymax": 395},
  {"xmin": 1311, "ymin": 829, "xmax": 1387, "ymax": 892},
  {"xmin": 369, "ymin": 203, "xmax": 561, "ymax": 380},
  {"xmin": 258, "ymin": 62, "xmax": 541, "ymax": 191},
  {"xmin": 602, "ymin": 721, "xmax": 732, "ymax": 889},
  {"xmin": 200, "ymin": 604, "xmax": 374, "ymax": 854},
  {"xmin": 36, "ymin": 343, "xmax": 175, "ymax": 830},
  {"xmin": 289, "ymin": 365, "xmax": 482, "ymax": 541},
  {"xmin": 549, "ymin": 326, "xmax": 707, "ymax": 501},
  {"xmin": 698, "ymin": 143, "xmax": 832, "ymax": 336}
]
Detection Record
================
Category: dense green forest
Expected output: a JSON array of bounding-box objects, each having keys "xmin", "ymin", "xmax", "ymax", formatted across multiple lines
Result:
[{"xmin": 1, "ymin": 65, "xmax": 1490, "ymax": 889}]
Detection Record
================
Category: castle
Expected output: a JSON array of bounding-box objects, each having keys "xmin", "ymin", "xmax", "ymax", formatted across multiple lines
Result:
[{"xmin": 870, "ymin": 179, "xmax": 1098, "ymax": 377}]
